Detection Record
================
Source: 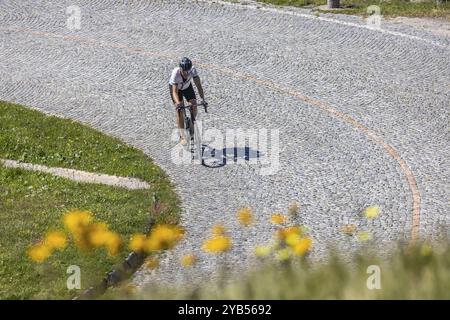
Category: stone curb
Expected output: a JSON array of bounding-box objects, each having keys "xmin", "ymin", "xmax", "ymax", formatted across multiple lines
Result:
[{"xmin": 74, "ymin": 250, "xmax": 148, "ymax": 300}]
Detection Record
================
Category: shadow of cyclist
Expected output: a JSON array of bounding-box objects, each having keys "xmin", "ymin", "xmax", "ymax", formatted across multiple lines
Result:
[{"xmin": 201, "ymin": 146, "xmax": 263, "ymax": 168}]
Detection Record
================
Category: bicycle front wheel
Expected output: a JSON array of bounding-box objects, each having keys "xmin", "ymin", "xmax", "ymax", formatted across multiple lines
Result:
[
  {"xmin": 184, "ymin": 117, "xmax": 192, "ymax": 152},
  {"xmin": 194, "ymin": 121, "xmax": 202, "ymax": 163}
]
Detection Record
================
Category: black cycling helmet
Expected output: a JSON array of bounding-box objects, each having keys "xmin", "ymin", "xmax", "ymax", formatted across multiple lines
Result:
[{"xmin": 179, "ymin": 57, "xmax": 192, "ymax": 71}]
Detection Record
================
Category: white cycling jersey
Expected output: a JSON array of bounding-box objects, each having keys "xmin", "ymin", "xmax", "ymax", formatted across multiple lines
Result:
[{"xmin": 169, "ymin": 66, "xmax": 198, "ymax": 90}]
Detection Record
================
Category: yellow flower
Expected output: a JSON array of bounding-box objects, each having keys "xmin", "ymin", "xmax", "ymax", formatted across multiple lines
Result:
[
  {"xmin": 145, "ymin": 257, "xmax": 159, "ymax": 269},
  {"xmin": 211, "ymin": 223, "xmax": 226, "ymax": 236},
  {"xmin": 103, "ymin": 231, "xmax": 122, "ymax": 256},
  {"xmin": 144, "ymin": 237, "xmax": 161, "ymax": 252},
  {"xmin": 63, "ymin": 210, "xmax": 93, "ymax": 235},
  {"xmin": 145, "ymin": 224, "xmax": 184, "ymax": 251},
  {"xmin": 271, "ymin": 213, "xmax": 286, "ymax": 225},
  {"xmin": 341, "ymin": 224, "xmax": 357, "ymax": 235},
  {"xmin": 87, "ymin": 222, "xmax": 110, "ymax": 248},
  {"xmin": 292, "ymin": 238, "xmax": 313, "ymax": 256},
  {"xmin": 28, "ymin": 244, "xmax": 52, "ymax": 263},
  {"xmin": 275, "ymin": 248, "xmax": 291, "ymax": 261},
  {"xmin": 288, "ymin": 202, "xmax": 300, "ymax": 216},
  {"xmin": 44, "ymin": 231, "xmax": 67, "ymax": 250},
  {"xmin": 202, "ymin": 235, "xmax": 232, "ymax": 254},
  {"xmin": 237, "ymin": 208, "xmax": 253, "ymax": 227},
  {"xmin": 276, "ymin": 226, "xmax": 301, "ymax": 241},
  {"xmin": 357, "ymin": 231, "xmax": 372, "ymax": 242},
  {"xmin": 180, "ymin": 254, "xmax": 197, "ymax": 267},
  {"xmin": 363, "ymin": 205, "xmax": 380, "ymax": 219},
  {"xmin": 129, "ymin": 233, "xmax": 147, "ymax": 252},
  {"xmin": 285, "ymin": 233, "xmax": 302, "ymax": 247},
  {"xmin": 254, "ymin": 245, "xmax": 271, "ymax": 258}
]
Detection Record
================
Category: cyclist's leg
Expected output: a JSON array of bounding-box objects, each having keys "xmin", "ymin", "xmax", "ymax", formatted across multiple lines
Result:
[
  {"xmin": 177, "ymin": 108, "xmax": 186, "ymax": 132},
  {"xmin": 188, "ymin": 99, "xmax": 197, "ymax": 122},
  {"xmin": 170, "ymin": 84, "xmax": 186, "ymax": 142},
  {"xmin": 183, "ymin": 84, "xmax": 197, "ymax": 119}
]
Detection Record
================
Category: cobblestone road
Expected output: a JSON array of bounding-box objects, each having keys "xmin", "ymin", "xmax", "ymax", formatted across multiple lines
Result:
[{"xmin": 0, "ymin": 0, "xmax": 448, "ymax": 287}]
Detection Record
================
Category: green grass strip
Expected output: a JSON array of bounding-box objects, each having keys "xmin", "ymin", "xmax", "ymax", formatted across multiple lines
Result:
[{"xmin": 0, "ymin": 101, "xmax": 180, "ymax": 299}]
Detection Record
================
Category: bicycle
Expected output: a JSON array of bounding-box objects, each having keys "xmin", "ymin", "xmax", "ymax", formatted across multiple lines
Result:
[{"xmin": 176, "ymin": 101, "xmax": 208, "ymax": 162}]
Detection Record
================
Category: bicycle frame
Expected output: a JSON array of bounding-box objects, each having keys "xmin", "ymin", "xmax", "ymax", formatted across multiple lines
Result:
[
  {"xmin": 176, "ymin": 102, "xmax": 208, "ymax": 118},
  {"xmin": 176, "ymin": 102, "xmax": 208, "ymax": 162}
]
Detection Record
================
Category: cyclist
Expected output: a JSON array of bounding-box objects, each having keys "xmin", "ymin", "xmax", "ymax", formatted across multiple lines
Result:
[{"xmin": 169, "ymin": 57, "xmax": 207, "ymax": 145}]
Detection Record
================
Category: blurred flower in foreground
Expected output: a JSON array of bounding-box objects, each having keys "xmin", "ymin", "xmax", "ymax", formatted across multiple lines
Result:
[
  {"xmin": 285, "ymin": 233, "xmax": 301, "ymax": 247},
  {"xmin": 180, "ymin": 254, "xmax": 197, "ymax": 267},
  {"xmin": 292, "ymin": 238, "xmax": 313, "ymax": 256},
  {"xmin": 104, "ymin": 232, "xmax": 123, "ymax": 256},
  {"xmin": 341, "ymin": 224, "xmax": 357, "ymax": 235},
  {"xmin": 63, "ymin": 210, "xmax": 93, "ymax": 235},
  {"xmin": 237, "ymin": 208, "xmax": 253, "ymax": 227},
  {"xmin": 44, "ymin": 231, "xmax": 67, "ymax": 250},
  {"xmin": 271, "ymin": 213, "xmax": 286, "ymax": 225},
  {"xmin": 87, "ymin": 222, "xmax": 110, "ymax": 247},
  {"xmin": 28, "ymin": 244, "xmax": 52, "ymax": 263},
  {"xmin": 254, "ymin": 245, "xmax": 272, "ymax": 258},
  {"xmin": 63, "ymin": 210, "xmax": 124, "ymax": 255},
  {"xmin": 129, "ymin": 233, "xmax": 147, "ymax": 252},
  {"xmin": 288, "ymin": 202, "xmax": 300, "ymax": 216},
  {"xmin": 146, "ymin": 224, "xmax": 184, "ymax": 251},
  {"xmin": 276, "ymin": 226, "xmax": 302, "ymax": 241},
  {"xmin": 357, "ymin": 231, "xmax": 373, "ymax": 242},
  {"xmin": 363, "ymin": 205, "xmax": 380, "ymax": 219},
  {"xmin": 84, "ymin": 222, "xmax": 122, "ymax": 256},
  {"xmin": 202, "ymin": 235, "xmax": 232, "ymax": 254}
]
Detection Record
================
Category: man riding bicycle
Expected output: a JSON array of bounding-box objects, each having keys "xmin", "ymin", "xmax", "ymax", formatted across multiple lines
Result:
[{"xmin": 169, "ymin": 57, "xmax": 207, "ymax": 145}]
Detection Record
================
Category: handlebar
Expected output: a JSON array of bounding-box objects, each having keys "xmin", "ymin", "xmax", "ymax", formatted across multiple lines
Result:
[{"xmin": 176, "ymin": 102, "xmax": 208, "ymax": 113}]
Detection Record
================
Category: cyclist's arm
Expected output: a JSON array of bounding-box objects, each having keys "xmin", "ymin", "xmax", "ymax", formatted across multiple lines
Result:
[
  {"xmin": 193, "ymin": 76, "xmax": 205, "ymax": 101},
  {"xmin": 171, "ymin": 84, "xmax": 182, "ymax": 105}
]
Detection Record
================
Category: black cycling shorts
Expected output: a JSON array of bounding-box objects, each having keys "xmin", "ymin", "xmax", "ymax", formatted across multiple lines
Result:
[{"xmin": 169, "ymin": 83, "xmax": 196, "ymax": 104}]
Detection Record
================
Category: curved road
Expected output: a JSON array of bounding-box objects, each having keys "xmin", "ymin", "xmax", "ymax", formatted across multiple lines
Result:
[{"xmin": 0, "ymin": 0, "xmax": 448, "ymax": 287}]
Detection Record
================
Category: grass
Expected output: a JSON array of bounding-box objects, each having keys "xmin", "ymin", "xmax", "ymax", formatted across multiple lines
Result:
[
  {"xmin": 111, "ymin": 242, "xmax": 450, "ymax": 299},
  {"xmin": 252, "ymin": 0, "xmax": 450, "ymax": 18},
  {"xmin": 0, "ymin": 101, "xmax": 180, "ymax": 299}
]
